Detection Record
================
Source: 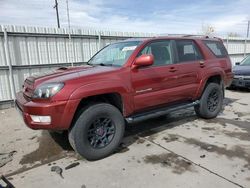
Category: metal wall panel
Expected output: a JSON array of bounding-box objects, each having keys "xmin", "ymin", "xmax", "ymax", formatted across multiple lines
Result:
[
  {"xmin": 65, "ymin": 39, "xmax": 74, "ymax": 63},
  {"xmin": 0, "ymin": 37, "xmax": 6, "ymax": 66},
  {"xmin": 37, "ymin": 37, "xmax": 49, "ymax": 64},
  {"xmin": 57, "ymin": 38, "xmax": 67, "ymax": 63},
  {"xmin": 16, "ymin": 37, "xmax": 29, "ymax": 65},
  {"xmin": 1, "ymin": 25, "xmax": 250, "ymax": 105},
  {"xmin": 89, "ymin": 39, "xmax": 98, "ymax": 57},
  {"xmin": 27, "ymin": 37, "xmax": 39, "ymax": 65},
  {"xmin": 47, "ymin": 38, "xmax": 58, "ymax": 64},
  {"xmin": 246, "ymin": 42, "xmax": 250, "ymax": 53},
  {"xmin": 82, "ymin": 39, "xmax": 91, "ymax": 62},
  {"xmin": 73, "ymin": 38, "xmax": 83, "ymax": 62},
  {"xmin": 8, "ymin": 36, "xmax": 17, "ymax": 65},
  {"xmin": 223, "ymin": 38, "xmax": 250, "ymax": 64},
  {"xmin": 0, "ymin": 70, "xmax": 11, "ymax": 100}
]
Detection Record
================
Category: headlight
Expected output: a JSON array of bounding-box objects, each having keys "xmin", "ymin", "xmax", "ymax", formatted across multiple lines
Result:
[{"xmin": 33, "ymin": 83, "xmax": 64, "ymax": 99}]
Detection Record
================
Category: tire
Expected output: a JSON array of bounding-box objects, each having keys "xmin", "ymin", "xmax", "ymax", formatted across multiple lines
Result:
[
  {"xmin": 226, "ymin": 84, "xmax": 235, "ymax": 90},
  {"xmin": 68, "ymin": 103, "xmax": 125, "ymax": 160},
  {"xmin": 194, "ymin": 83, "xmax": 223, "ymax": 119},
  {"xmin": 48, "ymin": 130, "xmax": 65, "ymax": 135}
]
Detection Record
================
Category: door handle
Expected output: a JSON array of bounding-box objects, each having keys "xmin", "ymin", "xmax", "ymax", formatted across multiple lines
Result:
[
  {"xmin": 199, "ymin": 61, "xmax": 205, "ymax": 68},
  {"xmin": 169, "ymin": 67, "xmax": 177, "ymax": 72}
]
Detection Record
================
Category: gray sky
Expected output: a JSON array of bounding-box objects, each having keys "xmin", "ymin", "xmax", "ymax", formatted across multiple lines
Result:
[{"xmin": 0, "ymin": 0, "xmax": 249, "ymax": 36}]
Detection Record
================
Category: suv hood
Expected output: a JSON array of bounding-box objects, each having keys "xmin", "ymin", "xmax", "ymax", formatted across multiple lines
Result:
[
  {"xmin": 23, "ymin": 65, "xmax": 119, "ymax": 98},
  {"xmin": 26, "ymin": 65, "xmax": 118, "ymax": 84},
  {"xmin": 233, "ymin": 65, "xmax": 250, "ymax": 76},
  {"xmin": 26, "ymin": 65, "xmax": 91, "ymax": 84}
]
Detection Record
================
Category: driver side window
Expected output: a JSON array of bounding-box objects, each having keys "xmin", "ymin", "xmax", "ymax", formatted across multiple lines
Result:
[{"xmin": 138, "ymin": 40, "xmax": 173, "ymax": 66}]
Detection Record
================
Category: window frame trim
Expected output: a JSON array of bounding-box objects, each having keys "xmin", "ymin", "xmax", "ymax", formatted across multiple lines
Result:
[
  {"xmin": 135, "ymin": 39, "xmax": 177, "ymax": 67},
  {"xmin": 173, "ymin": 39, "xmax": 204, "ymax": 64}
]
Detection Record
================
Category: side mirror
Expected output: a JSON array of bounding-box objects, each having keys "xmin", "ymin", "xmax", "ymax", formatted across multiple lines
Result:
[
  {"xmin": 133, "ymin": 54, "xmax": 154, "ymax": 68},
  {"xmin": 235, "ymin": 62, "xmax": 240, "ymax": 65}
]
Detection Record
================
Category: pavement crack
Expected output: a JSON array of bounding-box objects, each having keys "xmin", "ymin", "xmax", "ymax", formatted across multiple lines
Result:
[{"xmin": 139, "ymin": 135, "xmax": 245, "ymax": 188}]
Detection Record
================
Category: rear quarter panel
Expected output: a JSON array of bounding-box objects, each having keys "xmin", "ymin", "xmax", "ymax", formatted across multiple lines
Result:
[{"xmin": 195, "ymin": 60, "xmax": 226, "ymax": 99}]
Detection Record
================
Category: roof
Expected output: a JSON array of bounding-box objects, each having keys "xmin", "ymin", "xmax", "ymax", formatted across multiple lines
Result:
[{"xmin": 124, "ymin": 35, "xmax": 222, "ymax": 43}]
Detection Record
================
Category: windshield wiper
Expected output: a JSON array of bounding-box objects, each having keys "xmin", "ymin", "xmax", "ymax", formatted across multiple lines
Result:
[{"xmin": 93, "ymin": 63, "xmax": 113, "ymax": 66}]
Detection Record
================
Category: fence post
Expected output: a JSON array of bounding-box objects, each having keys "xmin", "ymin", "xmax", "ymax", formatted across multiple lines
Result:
[
  {"xmin": 3, "ymin": 28, "xmax": 16, "ymax": 101},
  {"xmin": 244, "ymin": 38, "xmax": 247, "ymax": 58},
  {"xmin": 226, "ymin": 37, "xmax": 229, "ymax": 50},
  {"xmin": 98, "ymin": 32, "xmax": 101, "ymax": 50}
]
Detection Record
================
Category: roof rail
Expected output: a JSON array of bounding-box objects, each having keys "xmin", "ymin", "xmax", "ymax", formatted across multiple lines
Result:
[
  {"xmin": 160, "ymin": 34, "xmax": 211, "ymax": 38},
  {"xmin": 154, "ymin": 34, "xmax": 222, "ymax": 40},
  {"xmin": 182, "ymin": 34, "xmax": 210, "ymax": 38}
]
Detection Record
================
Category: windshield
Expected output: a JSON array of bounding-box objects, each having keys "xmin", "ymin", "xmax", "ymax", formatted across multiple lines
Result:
[
  {"xmin": 88, "ymin": 41, "xmax": 141, "ymax": 66},
  {"xmin": 241, "ymin": 56, "xmax": 250, "ymax": 66}
]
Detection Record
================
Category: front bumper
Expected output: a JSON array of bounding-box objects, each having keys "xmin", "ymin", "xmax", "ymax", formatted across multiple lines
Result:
[
  {"xmin": 230, "ymin": 76, "xmax": 250, "ymax": 88},
  {"xmin": 15, "ymin": 91, "xmax": 80, "ymax": 130}
]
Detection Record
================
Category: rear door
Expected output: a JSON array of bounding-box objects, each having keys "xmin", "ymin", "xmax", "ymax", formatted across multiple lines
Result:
[{"xmin": 173, "ymin": 39, "xmax": 204, "ymax": 100}]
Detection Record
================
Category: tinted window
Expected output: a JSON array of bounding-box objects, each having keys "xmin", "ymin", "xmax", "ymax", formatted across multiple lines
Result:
[
  {"xmin": 175, "ymin": 40, "xmax": 203, "ymax": 62},
  {"xmin": 138, "ymin": 40, "xmax": 173, "ymax": 66},
  {"xmin": 204, "ymin": 40, "xmax": 228, "ymax": 58}
]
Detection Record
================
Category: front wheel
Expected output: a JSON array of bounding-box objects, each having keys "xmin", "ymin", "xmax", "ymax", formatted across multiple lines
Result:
[
  {"xmin": 68, "ymin": 103, "xmax": 125, "ymax": 160},
  {"xmin": 195, "ymin": 83, "xmax": 223, "ymax": 119}
]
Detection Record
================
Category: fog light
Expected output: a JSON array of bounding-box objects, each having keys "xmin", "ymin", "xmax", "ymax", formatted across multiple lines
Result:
[{"xmin": 30, "ymin": 115, "xmax": 51, "ymax": 123}]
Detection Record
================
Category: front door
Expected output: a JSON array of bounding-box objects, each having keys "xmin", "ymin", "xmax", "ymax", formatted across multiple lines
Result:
[{"xmin": 131, "ymin": 40, "xmax": 182, "ymax": 113}]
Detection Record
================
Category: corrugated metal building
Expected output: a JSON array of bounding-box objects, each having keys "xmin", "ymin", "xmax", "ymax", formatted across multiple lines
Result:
[{"xmin": 0, "ymin": 25, "xmax": 249, "ymax": 108}]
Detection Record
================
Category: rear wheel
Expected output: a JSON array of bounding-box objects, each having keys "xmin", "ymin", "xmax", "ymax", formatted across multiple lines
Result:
[
  {"xmin": 195, "ymin": 83, "xmax": 223, "ymax": 119},
  {"xmin": 68, "ymin": 103, "xmax": 125, "ymax": 160}
]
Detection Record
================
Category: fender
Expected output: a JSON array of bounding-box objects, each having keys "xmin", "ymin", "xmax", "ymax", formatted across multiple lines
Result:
[
  {"xmin": 68, "ymin": 80, "xmax": 134, "ymax": 116},
  {"xmin": 195, "ymin": 67, "xmax": 225, "ymax": 99}
]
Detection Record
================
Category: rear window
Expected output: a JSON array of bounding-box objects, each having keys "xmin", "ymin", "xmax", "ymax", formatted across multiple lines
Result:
[{"xmin": 204, "ymin": 40, "xmax": 228, "ymax": 58}]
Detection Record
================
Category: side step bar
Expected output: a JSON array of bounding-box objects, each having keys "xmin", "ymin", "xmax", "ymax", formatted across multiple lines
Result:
[{"xmin": 125, "ymin": 100, "xmax": 200, "ymax": 124}]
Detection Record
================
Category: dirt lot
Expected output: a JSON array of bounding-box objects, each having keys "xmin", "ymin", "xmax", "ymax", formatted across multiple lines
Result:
[{"xmin": 0, "ymin": 89, "xmax": 250, "ymax": 188}]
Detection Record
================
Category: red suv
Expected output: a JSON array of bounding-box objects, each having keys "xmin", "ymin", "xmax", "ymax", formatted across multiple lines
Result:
[{"xmin": 16, "ymin": 36, "xmax": 233, "ymax": 160}]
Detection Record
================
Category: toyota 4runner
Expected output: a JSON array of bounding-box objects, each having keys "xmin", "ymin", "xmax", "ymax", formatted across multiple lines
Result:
[{"xmin": 15, "ymin": 36, "xmax": 233, "ymax": 160}]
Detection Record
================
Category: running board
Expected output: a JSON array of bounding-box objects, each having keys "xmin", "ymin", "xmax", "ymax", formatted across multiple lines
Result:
[{"xmin": 125, "ymin": 100, "xmax": 200, "ymax": 124}]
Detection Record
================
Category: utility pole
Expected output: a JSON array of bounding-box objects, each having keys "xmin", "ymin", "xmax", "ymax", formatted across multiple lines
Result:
[
  {"xmin": 66, "ymin": 0, "xmax": 73, "ymax": 66},
  {"xmin": 54, "ymin": 0, "xmax": 60, "ymax": 28},
  {"xmin": 247, "ymin": 20, "xmax": 250, "ymax": 38}
]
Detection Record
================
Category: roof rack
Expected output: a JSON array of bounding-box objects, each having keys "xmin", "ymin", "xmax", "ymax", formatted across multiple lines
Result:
[
  {"xmin": 182, "ymin": 34, "xmax": 210, "ymax": 38},
  {"xmin": 162, "ymin": 34, "xmax": 211, "ymax": 38}
]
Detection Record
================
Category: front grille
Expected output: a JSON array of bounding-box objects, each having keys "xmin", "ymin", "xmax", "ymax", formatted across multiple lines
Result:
[
  {"xmin": 23, "ymin": 93, "xmax": 32, "ymax": 101},
  {"xmin": 25, "ymin": 78, "xmax": 34, "ymax": 85},
  {"xmin": 23, "ymin": 78, "xmax": 34, "ymax": 99}
]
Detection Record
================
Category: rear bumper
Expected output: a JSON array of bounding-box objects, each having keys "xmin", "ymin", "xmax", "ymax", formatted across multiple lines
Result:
[{"xmin": 15, "ymin": 91, "xmax": 80, "ymax": 130}]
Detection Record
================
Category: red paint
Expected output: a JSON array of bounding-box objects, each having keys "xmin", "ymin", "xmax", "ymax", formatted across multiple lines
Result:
[
  {"xmin": 15, "ymin": 37, "xmax": 233, "ymax": 130},
  {"xmin": 133, "ymin": 54, "xmax": 154, "ymax": 68}
]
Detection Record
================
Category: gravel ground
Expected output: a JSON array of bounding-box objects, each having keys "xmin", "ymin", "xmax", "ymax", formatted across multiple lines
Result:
[{"xmin": 0, "ymin": 89, "xmax": 250, "ymax": 188}]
